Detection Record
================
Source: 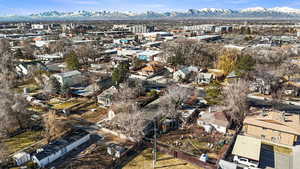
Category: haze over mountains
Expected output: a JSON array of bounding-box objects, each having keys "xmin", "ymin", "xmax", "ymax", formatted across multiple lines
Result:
[{"xmin": 2, "ymin": 7, "xmax": 300, "ymax": 21}]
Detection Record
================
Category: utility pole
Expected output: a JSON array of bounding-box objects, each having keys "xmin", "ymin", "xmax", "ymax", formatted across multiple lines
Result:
[{"xmin": 153, "ymin": 119, "xmax": 157, "ymax": 169}]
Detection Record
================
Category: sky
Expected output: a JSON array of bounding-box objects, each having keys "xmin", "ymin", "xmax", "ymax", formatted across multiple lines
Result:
[{"xmin": 1, "ymin": 0, "xmax": 300, "ymax": 15}]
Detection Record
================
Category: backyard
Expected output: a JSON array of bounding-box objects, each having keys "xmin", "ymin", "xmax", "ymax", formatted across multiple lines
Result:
[
  {"xmin": 124, "ymin": 148, "xmax": 202, "ymax": 169},
  {"xmin": 158, "ymin": 126, "xmax": 233, "ymax": 160},
  {"xmin": 3, "ymin": 130, "xmax": 44, "ymax": 154}
]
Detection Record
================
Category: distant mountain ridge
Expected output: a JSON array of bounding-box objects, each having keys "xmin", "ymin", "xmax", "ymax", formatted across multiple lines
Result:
[{"xmin": 2, "ymin": 7, "xmax": 300, "ymax": 21}]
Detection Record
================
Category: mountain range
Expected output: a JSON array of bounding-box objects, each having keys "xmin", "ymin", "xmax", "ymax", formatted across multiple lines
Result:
[{"xmin": 2, "ymin": 7, "xmax": 300, "ymax": 21}]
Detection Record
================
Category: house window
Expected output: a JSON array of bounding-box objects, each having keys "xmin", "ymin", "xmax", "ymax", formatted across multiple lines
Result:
[{"xmin": 261, "ymin": 135, "xmax": 266, "ymax": 139}]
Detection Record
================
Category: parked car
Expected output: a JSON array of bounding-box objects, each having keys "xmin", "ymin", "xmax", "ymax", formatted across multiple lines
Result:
[
  {"xmin": 199, "ymin": 154, "xmax": 208, "ymax": 162},
  {"xmin": 233, "ymin": 156, "xmax": 259, "ymax": 168}
]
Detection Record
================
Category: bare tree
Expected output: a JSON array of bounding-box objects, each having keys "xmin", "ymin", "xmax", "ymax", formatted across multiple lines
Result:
[
  {"xmin": 0, "ymin": 51, "xmax": 17, "ymax": 88},
  {"xmin": 43, "ymin": 77, "xmax": 61, "ymax": 95},
  {"xmin": 0, "ymin": 39, "xmax": 10, "ymax": 54},
  {"xmin": 112, "ymin": 82, "xmax": 145, "ymax": 104},
  {"xmin": 74, "ymin": 44, "xmax": 101, "ymax": 64},
  {"xmin": 49, "ymin": 40, "xmax": 67, "ymax": 54},
  {"xmin": 0, "ymin": 141, "xmax": 8, "ymax": 163},
  {"xmin": 111, "ymin": 105, "xmax": 146, "ymax": 141},
  {"xmin": 0, "ymin": 90, "xmax": 31, "ymax": 136},
  {"xmin": 43, "ymin": 110, "xmax": 67, "ymax": 143},
  {"xmin": 159, "ymin": 85, "xmax": 191, "ymax": 118},
  {"xmin": 22, "ymin": 40, "xmax": 34, "ymax": 59},
  {"xmin": 162, "ymin": 39, "xmax": 219, "ymax": 68},
  {"xmin": 222, "ymin": 79, "xmax": 249, "ymax": 125}
]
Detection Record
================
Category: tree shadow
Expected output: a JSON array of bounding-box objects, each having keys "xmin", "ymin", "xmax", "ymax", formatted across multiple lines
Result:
[
  {"xmin": 155, "ymin": 163, "xmax": 188, "ymax": 169},
  {"xmin": 156, "ymin": 157, "xmax": 174, "ymax": 162}
]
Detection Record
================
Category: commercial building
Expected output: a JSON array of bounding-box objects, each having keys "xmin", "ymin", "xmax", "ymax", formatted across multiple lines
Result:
[
  {"xmin": 243, "ymin": 111, "xmax": 300, "ymax": 146},
  {"xmin": 129, "ymin": 25, "xmax": 155, "ymax": 33}
]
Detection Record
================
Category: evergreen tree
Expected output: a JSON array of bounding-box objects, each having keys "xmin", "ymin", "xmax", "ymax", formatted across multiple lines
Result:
[
  {"xmin": 112, "ymin": 62, "xmax": 130, "ymax": 85},
  {"xmin": 14, "ymin": 48, "xmax": 24, "ymax": 59},
  {"xmin": 65, "ymin": 51, "xmax": 80, "ymax": 70}
]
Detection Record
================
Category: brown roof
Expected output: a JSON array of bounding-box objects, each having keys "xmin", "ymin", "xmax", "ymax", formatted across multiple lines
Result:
[
  {"xmin": 244, "ymin": 111, "xmax": 300, "ymax": 135},
  {"xmin": 141, "ymin": 63, "xmax": 163, "ymax": 72}
]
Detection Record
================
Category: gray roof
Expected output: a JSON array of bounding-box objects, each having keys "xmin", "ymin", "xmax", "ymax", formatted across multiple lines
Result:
[
  {"xmin": 55, "ymin": 70, "xmax": 81, "ymax": 78},
  {"xmin": 34, "ymin": 129, "xmax": 89, "ymax": 161}
]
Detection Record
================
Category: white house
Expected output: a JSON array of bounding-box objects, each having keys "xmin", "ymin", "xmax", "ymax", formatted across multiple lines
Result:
[
  {"xmin": 107, "ymin": 143, "xmax": 126, "ymax": 158},
  {"xmin": 52, "ymin": 70, "xmax": 83, "ymax": 87},
  {"xmin": 36, "ymin": 53, "xmax": 63, "ymax": 61},
  {"xmin": 195, "ymin": 72, "xmax": 215, "ymax": 84},
  {"xmin": 16, "ymin": 61, "xmax": 48, "ymax": 76},
  {"xmin": 173, "ymin": 68, "xmax": 191, "ymax": 82},
  {"xmin": 97, "ymin": 86, "xmax": 118, "ymax": 107},
  {"xmin": 173, "ymin": 66, "xmax": 198, "ymax": 82},
  {"xmin": 32, "ymin": 24, "xmax": 45, "ymax": 30},
  {"xmin": 32, "ymin": 129, "xmax": 90, "ymax": 168},
  {"xmin": 197, "ymin": 111, "xmax": 231, "ymax": 134},
  {"xmin": 13, "ymin": 152, "xmax": 31, "ymax": 166}
]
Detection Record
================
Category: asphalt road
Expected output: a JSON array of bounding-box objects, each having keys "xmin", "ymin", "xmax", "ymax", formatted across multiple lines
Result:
[{"xmin": 248, "ymin": 95, "xmax": 300, "ymax": 113}]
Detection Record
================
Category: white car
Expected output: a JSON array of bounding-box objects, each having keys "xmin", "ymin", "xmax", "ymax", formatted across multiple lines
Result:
[
  {"xmin": 233, "ymin": 156, "xmax": 259, "ymax": 168},
  {"xmin": 199, "ymin": 154, "xmax": 208, "ymax": 162}
]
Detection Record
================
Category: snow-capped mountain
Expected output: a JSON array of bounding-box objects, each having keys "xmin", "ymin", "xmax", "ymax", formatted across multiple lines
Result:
[
  {"xmin": 2, "ymin": 7, "xmax": 300, "ymax": 21},
  {"xmin": 241, "ymin": 7, "xmax": 300, "ymax": 14}
]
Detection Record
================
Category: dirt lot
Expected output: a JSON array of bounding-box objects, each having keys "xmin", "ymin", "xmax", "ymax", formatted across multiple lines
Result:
[
  {"xmin": 124, "ymin": 148, "xmax": 202, "ymax": 169},
  {"xmin": 56, "ymin": 130, "xmax": 135, "ymax": 169},
  {"xmin": 56, "ymin": 143, "xmax": 114, "ymax": 169},
  {"xmin": 81, "ymin": 107, "xmax": 108, "ymax": 123}
]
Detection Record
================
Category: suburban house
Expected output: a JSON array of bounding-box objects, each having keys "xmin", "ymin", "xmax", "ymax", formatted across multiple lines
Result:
[
  {"xmin": 16, "ymin": 61, "xmax": 48, "ymax": 76},
  {"xmin": 197, "ymin": 111, "xmax": 231, "ymax": 134},
  {"xmin": 173, "ymin": 66, "xmax": 198, "ymax": 82},
  {"xmin": 107, "ymin": 143, "xmax": 126, "ymax": 158},
  {"xmin": 52, "ymin": 70, "xmax": 83, "ymax": 87},
  {"xmin": 13, "ymin": 152, "xmax": 31, "ymax": 166},
  {"xmin": 137, "ymin": 50, "xmax": 162, "ymax": 61},
  {"xmin": 35, "ymin": 53, "xmax": 63, "ymax": 61},
  {"xmin": 243, "ymin": 111, "xmax": 300, "ymax": 146},
  {"xmin": 195, "ymin": 72, "xmax": 215, "ymax": 84},
  {"xmin": 97, "ymin": 86, "xmax": 118, "ymax": 107},
  {"xmin": 32, "ymin": 129, "xmax": 90, "ymax": 167},
  {"xmin": 249, "ymin": 78, "xmax": 271, "ymax": 95},
  {"xmin": 138, "ymin": 62, "xmax": 164, "ymax": 77},
  {"xmin": 179, "ymin": 107, "xmax": 198, "ymax": 124}
]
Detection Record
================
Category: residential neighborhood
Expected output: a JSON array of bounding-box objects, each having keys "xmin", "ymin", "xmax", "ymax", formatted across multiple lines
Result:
[{"xmin": 1, "ymin": 6, "xmax": 300, "ymax": 169}]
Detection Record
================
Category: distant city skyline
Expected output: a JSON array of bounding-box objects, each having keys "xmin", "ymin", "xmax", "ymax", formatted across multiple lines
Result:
[{"xmin": 1, "ymin": 0, "xmax": 300, "ymax": 15}]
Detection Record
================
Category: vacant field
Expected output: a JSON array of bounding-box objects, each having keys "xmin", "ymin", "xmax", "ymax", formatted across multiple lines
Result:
[{"xmin": 124, "ymin": 148, "xmax": 201, "ymax": 169}]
